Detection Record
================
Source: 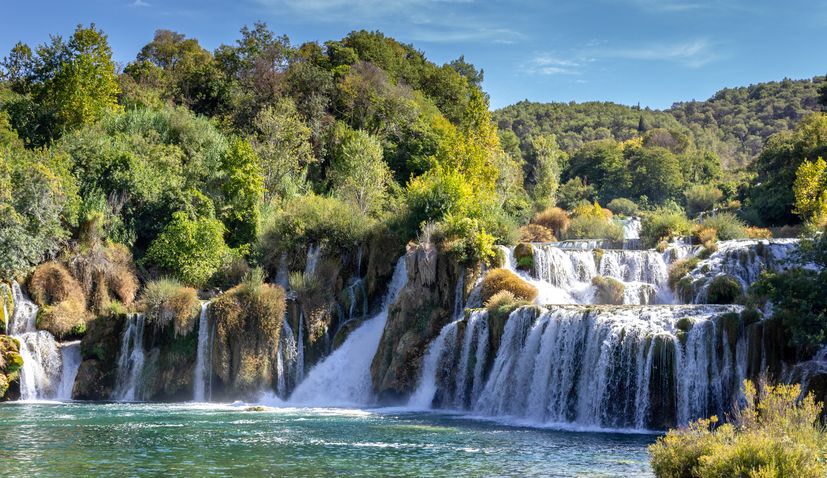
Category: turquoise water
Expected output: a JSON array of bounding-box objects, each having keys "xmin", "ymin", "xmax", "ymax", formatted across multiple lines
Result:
[{"xmin": 0, "ymin": 403, "xmax": 656, "ymax": 477}]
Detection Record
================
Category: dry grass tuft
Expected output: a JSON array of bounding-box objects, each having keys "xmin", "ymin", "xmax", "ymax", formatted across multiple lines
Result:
[{"xmin": 481, "ymin": 268, "xmax": 538, "ymax": 304}]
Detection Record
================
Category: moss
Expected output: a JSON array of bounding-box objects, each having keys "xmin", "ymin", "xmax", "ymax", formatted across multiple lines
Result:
[
  {"xmin": 480, "ymin": 269, "xmax": 538, "ymax": 304},
  {"xmin": 592, "ymin": 276, "xmax": 625, "ymax": 305},
  {"xmin": 676, "ymin": 276, "xmax": 695, "ymax": 303},
  {"xmin": 141, "ymin": 279, "xmax": 200, "ymax": 337},
  {"xmin": 513, "ymin": 243, "xmax": 534, "ymax": 271},
  {"xmin": 740, "ymin": 308, "xmax": 761, "ymax": 327},
  {"xmin": 593, "ymin": 248, "xmax": 604, "ymax": 266},
  {"xmin": 675, "ymin": 317, "xmax": 694, "ymax": 333},
  {"xmin": 716, "ymin": 312, "xmax": 741, "ymax": 349},
  {"xmin": 668, "ymin": 257, "xmax": 699, "ymax": 290},
  {"xmin": 707, "ymin": 275, "xmax": 742, "ymax": 304},
  {"xmin": 28, "ymin": 262, "xmax": 85, "ymax": 306},
  {"xmin": 37, "ymin": 296, "xmax": 89, "ymax": 340}
]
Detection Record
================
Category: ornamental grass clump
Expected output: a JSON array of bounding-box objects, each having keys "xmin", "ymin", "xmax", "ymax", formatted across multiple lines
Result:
[
  {"xmin": 649, "ymin": 379, "xmax": 827, "ymax": 478},
  {"xmin": 532, "ymin": 207, "xmax": 570, "ymax": 238},
  {"xmin": 141, "ymin": 279, "xmax": 200, "ymax": 336}
]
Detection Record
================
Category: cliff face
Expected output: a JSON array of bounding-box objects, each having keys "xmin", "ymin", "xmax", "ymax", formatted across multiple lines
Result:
[
  {"xmin": 370, "ymin": 243, "xmax": 474, "ymax": 403},
  {"xmin": 74, "ymin": 314, "xmax": 126, "ymax": 400}
]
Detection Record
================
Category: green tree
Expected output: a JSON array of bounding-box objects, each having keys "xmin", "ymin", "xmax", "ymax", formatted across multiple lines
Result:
[
  {"xmin": 566, "ymin": 139, "xmax": 629, "ymax": 202},
  {"xmin": 680, "ymin": 149, "xmax": 722, "ymax": 183},
  {"xmin": 146, "ymin": 210, "xmax": 228, "ymax": 288},
  {"xmin": 36, "ymin": 24, "xmax": 121, "ymax": 133},
  {"xmin": 330, "ymin": 128, "xmax": 392, "ymax": 214},
  {"xmin": 527, "ymin": 133, "xmax": 566, "ymax": 208},
  {"xmin": 221, "ymin": 138, "xmax": 264, "ymax": 248},
  {"xmin": 250, "ymin": 97, "xmax": 316, "ymax": 201},
  {"xmin": 626, "ymin": 147, "xmax": 684, "ymax": 204},
  {"xmin": 792, "ymin": 157, "xmax": 827, "ymax": 227}
]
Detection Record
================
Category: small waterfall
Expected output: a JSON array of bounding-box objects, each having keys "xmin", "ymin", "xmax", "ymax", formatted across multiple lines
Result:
[
  {"xmin": 619, "ymin": 217, "xmax": 642, "ymax": 249},
  {"xmin": 296, "ymin": 312, "xmax": 305, "ymax": 382},
  {"xmin": 17, "ymin": 331, "xmax": 62, "ymax": 400},
  {"xmin": 288, "ymin": 256, "xmax": 408, "ymax": 407},
  {"xmin": 451, "ymin": 311, "xmax": 489, "ymax": 409},
  {"xmin": 304, "ymin": 243, "xmax": 322, "ymax": 277},
  {"xmin": 192, "ymin": 303, "xmax": 212, "ymax": 402},
  {"xmin": 452, "ymin": 274, "xmax": 465, "ymax": 320},
  {"xmin": 408, "ymin": 320, "xmax": 460, "ymax": 408},
  {"xmin": 10, "ymin": 281, "xmax": 38, "ymax": 335},
  {"xmin": 276, "ymin": 318, "xmax": 298, "ymax": 398},
  {"xmin": 112, "ymin": 314, "xmax": 146, "ymax": 401},
  {"xmin": 275, "ymin": 253, "xmax": 290, "ymax": 289},
  {"xmin": 55, "ymin": 341, "xmax": 81, "ymax": 400}
]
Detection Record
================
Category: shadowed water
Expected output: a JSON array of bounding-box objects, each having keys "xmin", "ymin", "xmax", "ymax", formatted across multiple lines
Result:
[{"xmin": 0, "ymin": 402, "xmax": 655, "ymax": 477}]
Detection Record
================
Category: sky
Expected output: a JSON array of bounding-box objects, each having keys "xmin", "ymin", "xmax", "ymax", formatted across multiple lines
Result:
[{"xmin": 2, "ymin": 0, "xmax": 826, "ymax": 109}]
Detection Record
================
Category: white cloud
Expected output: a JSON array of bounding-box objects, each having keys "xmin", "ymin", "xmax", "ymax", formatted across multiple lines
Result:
[
  {"xmin": 523, "ymin": 54, "xmax": 584, "ymax": 75},
  {"xmin": 129, "ymin": 0, "xmax": 151, "ymax": 7},
  {"xmin": 591, "ymin": 38, "xmax": 719, "ymax": 67}
]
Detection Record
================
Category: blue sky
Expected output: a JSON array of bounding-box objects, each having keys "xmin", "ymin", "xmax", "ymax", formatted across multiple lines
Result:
[{"xmin": 2, "ymin": 0, "xmax": 825, "ymax": 109}]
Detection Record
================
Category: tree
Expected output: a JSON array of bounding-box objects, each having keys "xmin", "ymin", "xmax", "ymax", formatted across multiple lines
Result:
[
  {"xmin": 35, "ymin": 24, "xmax": 121, "ymax": 133},
  {"xmin": 449, "ymin": 55, "xmax": 483, "ymax": 87},
  {"xmin": 566, "ymin": 139, "xmax": 629, "ymax": 202},
  {"xmin": 527, "ymin": 133, "xmax": 566, "ymax": 208},
  {"xmin": 792, "ymin": 157, "xmax": 827, "ymax": 227},
  {"xmin": 145, "ymin": 210, "xmax": 228, "ymax": 288},
  {"xmin": 626, "ymin": 147, "xmax": 683, "ymax": 204},
  {"xmin": 220, "ymin": 138, "xmax": 264, "ymax": 248},
  {"xmin": 250, "ymin": 97, "xmax": 315, "ymax": 201},
  {"xmin": 330, "ymin": 128, "xmax": 391, "ymax": 214},
  {"xmin": 680, "ymin": 149, "xmax": 722, "ymax": 184}
]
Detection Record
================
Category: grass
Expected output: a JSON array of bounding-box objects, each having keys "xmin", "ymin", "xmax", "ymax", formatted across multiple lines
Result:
[
  {"xmin": 140, "ymin": 279, "xmax": 200, "ymax": 336},
  {"xmin": 480, "ymin": 268, "xmax": 538, "ymax": 304}
]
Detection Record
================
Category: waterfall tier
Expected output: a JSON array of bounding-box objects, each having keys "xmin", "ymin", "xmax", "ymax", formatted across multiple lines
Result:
[
  {"xmin": 413, "ymin": 304, "xmax": 745, "ymax": 430},
  {"xmin": 113, "ymin": 314, "xmax": 147, "ymax": 401}
]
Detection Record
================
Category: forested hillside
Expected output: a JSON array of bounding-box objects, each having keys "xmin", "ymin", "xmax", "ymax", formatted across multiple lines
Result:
[{"xmin": 496, "ymin": 76, "xmax": 825, "ymax": 168}]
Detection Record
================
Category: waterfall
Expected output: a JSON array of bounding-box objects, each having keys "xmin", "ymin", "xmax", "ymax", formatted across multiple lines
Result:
[
  {"xmin": 288, "ymin": 256, "xmax": 408, "ymax": 407},
  {"xmin": 275, "ymin": 318, "xmax": 298, "ymax": 398},
  {"xmin": 296, "ymin": 312, "xmax": 305, "ymax": 382},
  {"xmin": 305, "ymin": 243, "xmax": 322, "ymax": 277},
  {"xmin": 418, "ymin": 304, "xmax": 743, "ymax": 430},
  {"xmin": 112, "ymin": 314, "xmax": 146, "ymax": 401},
  {"xmin": 55, "ymin": 341, "xmax": 81, "ymax": 400},
  {"xmin": 192, "ymin": 303, "xmax": 212, "ymax": 402},
  {"xmin": 8, "ymin": 281, "xmax": 66, "ymax": 401},
  {"xmin": 408, "ymin": 320, "xmax": 460, "ymax": 408}
]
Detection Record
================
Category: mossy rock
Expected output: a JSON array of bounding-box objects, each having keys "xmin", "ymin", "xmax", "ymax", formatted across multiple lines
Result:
[
  {"xmin": 593, "ymin": 248, "xmax": 604, "ymax": 266},
  {"xmin": 740, "ymin": 308, "xmax": 761, "ymax": 327},
  {"xmin": 513, "ymin": 243, "xmax": 534, "ymax": 272},
  {"xmin": 592, "ymin": 276, "xmax": 625, "ymax": 305},
  {"xmin": 675, "ymin": 277, "xmax": 695, "ymax": 303},
  {"xmin": 707, "ymin": 275, "xmax": 742, "ymax": 304},
  {"xmin": 675, "ymin": 317, "xmax": 694, "ymax": 333}
]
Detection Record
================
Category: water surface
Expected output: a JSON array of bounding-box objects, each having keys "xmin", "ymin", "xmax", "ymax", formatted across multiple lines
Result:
[{"xmin": 0, "ymin": 403, "xmax": 656, "ymax": 477}]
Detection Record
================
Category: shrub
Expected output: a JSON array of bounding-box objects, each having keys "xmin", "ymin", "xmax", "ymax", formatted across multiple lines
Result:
[
  {"xmin": 532, "ymin": 207, "xmax": 569, "ymax": 238},
  {"xmin": 745, "ymin": 227, "xmax": 772, "ymax": 239},
  {"xmin": 606, "ymin": 198, "xmax": 639, "ymax": 216},
  {"xmin": 518, "ymin": 224, "xmax": 556, "ymax": 243},
  {"xmin": 649, "ymin": 380, "xmax": 827, "ymax": 478},
  {"xmin": 28, "ymin": 262, "xmax": 85, "ymax": 306},
  {"xmin": 140, "ymin": 279, "xmax": 200, "ymax": 336},
  {"xmin": 641, "ymin": 209, "xmax": 692, "ymax": 248},
  {"xmin": 566, "ymin": 215, "xmax": 623, "ymax": 241},
  {"xmin": 707, "ymin": 275, "xmax": 742, "ymax": 304},
  {"xmin": 592, "ymin": 276, "xmax": 625, "ymax": 305},
  {"xmin": 146, "ymin": 211, "xmax": 229, "ymax": 288},
  {"xmin": 513, "ymin": 243, "xmax": 534, "ymax": 271},
  {"xmin": 62, "ymin": 242, "xmax": 139, "ymax": 313},
  {"xmin": 38, "ymin": 296, "xmax": 88, "ymax": 339},
  {"xmin": 667, "ymin": 258, "xmax": 699, "ymax": 290},
  {"xmin": 700, "ymin": 212, "xmax": 748, "ymax": 241},
  {"xmin": 258, "ymin": 194, "xmax": 372, "ymax": 270},
  {"xmin": 480, "ymin": 268, "xmax": 538, "ymax": 304},
  {"xmin": 684, "ymin": 184, "xmax": 722, "ymax": 216}
]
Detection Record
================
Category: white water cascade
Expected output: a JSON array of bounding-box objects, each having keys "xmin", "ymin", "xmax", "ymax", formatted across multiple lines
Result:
[
  {"xmin": 413, "ymin": 304, "xmax": 743, "ymax": 430},
  {"xmin": 288, "ymin": 256, "xmax": 408, "ymax": 407},
  {"xmin": 192, "ymin": 302, "xmax": 212, "ymax": 402},
  {"xmin": 8, "ymin": 282, "xmax": 71, "ymax": 400},
  {"xmin": 112, "ymin": 314, "xmax": 146, "ymax": 401},
  {"xmin": 56, "ymin": 341, "xmax": 82, "ymax": 400},
  {"xmin": 275, "ymin": 317, "xmax": 299, "ymax": 399}
]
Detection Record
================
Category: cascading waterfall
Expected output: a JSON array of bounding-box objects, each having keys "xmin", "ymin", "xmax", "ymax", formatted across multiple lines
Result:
[
  {"xmin": 288, "ymin": 256, "xmax": 408, "ymax": 407},
  {"xmin": 413, "ymin": 304, "xmax": 745, "ymax": 430},
  {"xmin": 8, "ymin": 281, "xmax": 68, "ymax": 400},
  {"xmin": 192, "ymin": 302, "xmax": 212, "ymax": 402},
  {"xmin": 275, "ymin": 318, "xmax": 298, "ymax": 398},
  {"xmin": 56, "ymin": 341, "xmax": 81, "ymax": 400},
  {"xmin": 305, "ymin": 243, "xmax": 322, "ymax": 277},
  {"xmin": 296, "ymin": 312, "xmax": 305, "ymax": 383},
  {"xmin": 113, "ymin": 314, "xmax": 147, "ymax": 401}
]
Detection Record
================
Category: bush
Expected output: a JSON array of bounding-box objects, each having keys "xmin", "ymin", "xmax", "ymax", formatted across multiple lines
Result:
[
  {"xmin": 532, "ymin": 207, "xmax": 570, "ymax": 238},
  {"xmin": 606, "ymin": 198, "xmax": 639, "ymax": 216},
  {"xmin": 745, "ymin": 227, "xmax": 772, "ymax": 239},
  {"xmin": 145, "ymin": 211, "xmax": 230, "ymax": 288},
  {"xmin": 566, "ymin": 215, "xmax": 623, "ymax": 241},
  {"xmin": 430, "ymin": 215, "xmax": 498, "ymax": 266},
  {"xmin": 684, "ymin": 184, "xmax": 723, "ymax": 216},
  {"xmin": 518, "ymin": 224, "xmax": 556, "ymax": 243},
  {"xmin": 641, "ymin": 209, "xmax": 692, "ymax": 248},
  {"xmin": 700, "ymin": 212, "xmax": 748, "ymax": 241},
  {"xmin": 480, "ymin": 268, "xmax": 538, "ymax": 304},
  {"xmin": 668, "ymin": 258, "xmax": 699, "ymax": 290},
  {"xmin": 258, "ymin": 194, "xmax": 372, "ymax": 270},
  {"xmin": 38, "ymin": 296, "xmax": 88, "ymax": 339},
  {"xmin": 140, "ymin": 279, "xmax": 201, "ymax": 336},
  {"xmin": 707, "ymin": 275, "xmax": 742, "ymax": 304},
  {"xmin": 649, "ymin": 380, "xmax": 827, "ymax": 478},
  {"xmin": 513, "ymin": 243, "xmax": 534, "ymax": 271},
  {"xmin": 28, "ymin": 262, "xmax": 85, "ymax": 306},
  {"xmin": 592, "ymin": 276, "xmax": 625, "ymax": 305}
]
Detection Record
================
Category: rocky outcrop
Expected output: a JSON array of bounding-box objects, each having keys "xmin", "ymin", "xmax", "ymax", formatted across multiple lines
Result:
[
  {"xmin": 0, "ymin": 335, "xmax": 23, "ymax": 399},
  {"xmin": 370, "ymin": 243, "xmax": 474, "ymax": 402},
  {"xmin": 74, "ymin": 314, "xmax": 126, "ymax": 399}
]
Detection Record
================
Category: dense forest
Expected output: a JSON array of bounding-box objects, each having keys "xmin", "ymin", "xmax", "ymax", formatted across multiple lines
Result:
[{"xmin": 496, "ymin": 76, "xmax": 825, "ymax": 169}]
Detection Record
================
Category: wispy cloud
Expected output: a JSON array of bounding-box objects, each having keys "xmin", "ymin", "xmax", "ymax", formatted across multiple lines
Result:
[
  {"xmin": 523, "ymin": 54, "xmax": 583, "ymax": 75},
  {"xmin": 591, "ymin": 38, "xmax": 720, "ymax": 67},
  {"xmin": 128, "ymin": 0, "xmax": 151, "ymax": 7}
]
